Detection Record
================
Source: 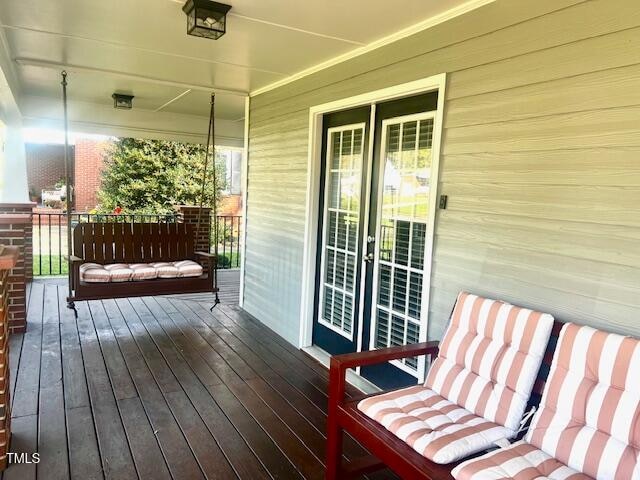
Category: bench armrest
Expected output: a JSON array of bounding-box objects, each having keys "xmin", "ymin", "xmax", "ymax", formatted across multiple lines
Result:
[
  {"xmin": 328, "ymin": 341, "xmax": 440, "ymax": 407},
  {"xmin": 330, "ymin": 341, "xmax": 439, "ymax": 372},
  {"xmin": 68, "ymin": 255, "xmax": 84, "ymax": 263},
  {"xmin": 195, "ymin": 251, "xmax": 216, "ymax": 258}
]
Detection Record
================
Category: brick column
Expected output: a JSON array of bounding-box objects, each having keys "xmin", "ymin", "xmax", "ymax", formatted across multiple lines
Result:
[
  {"xmin": 0, "ymin": 245, "xmax": 18, "ymax": 470},
  {"xmin": 0, "ymin": 203, "xmax": 35, "ymax": 333},
  {"xmin": 174, "ymin": 205, "xmax": 211, "ymax": 271}
]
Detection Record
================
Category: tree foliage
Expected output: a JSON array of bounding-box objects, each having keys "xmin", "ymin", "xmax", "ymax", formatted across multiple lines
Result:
[{"xmin": 97, "ymin": 138, "xmax": 225, "ymax": 214}]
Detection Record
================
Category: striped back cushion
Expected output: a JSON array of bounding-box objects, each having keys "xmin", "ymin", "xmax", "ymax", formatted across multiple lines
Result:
[
  {"xmin": 526, "ymin": 323, "xmax": 640, "ymax": 480},
  {"xmin": 425, "ymin": 292, "xmax": 554, "ymax": 432}
]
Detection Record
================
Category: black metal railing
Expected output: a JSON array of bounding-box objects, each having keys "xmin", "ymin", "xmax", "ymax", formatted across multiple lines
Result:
[
  {"xmin": 213, "ymin": 215, "xmax": 242, "ymax": 269},
  {"xmin": 32, "ymin": 212, "xmax": 241, "ymax": 276}
]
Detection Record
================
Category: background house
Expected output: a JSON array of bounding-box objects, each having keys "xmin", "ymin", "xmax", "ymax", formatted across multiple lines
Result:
[{"xmin": 25, "ymin": 135, "xmax": 243, "ymax": 215}]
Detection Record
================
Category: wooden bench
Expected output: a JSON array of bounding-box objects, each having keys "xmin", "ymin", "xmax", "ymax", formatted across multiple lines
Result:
[
  {"xmin": 326, "ymin": 320, "xmax": 563, "ymax": 480},
  {"xmin": 68, "ymin": 222, "xmax": 217, "ymax": 305}
]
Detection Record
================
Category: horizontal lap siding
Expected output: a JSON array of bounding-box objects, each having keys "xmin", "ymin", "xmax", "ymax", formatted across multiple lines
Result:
[{"xmin": 244, "ymin": 0, "xmax": 640, "ymax": 345}]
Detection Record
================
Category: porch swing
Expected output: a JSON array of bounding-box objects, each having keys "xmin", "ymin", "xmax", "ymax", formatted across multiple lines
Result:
[{"xmin": 62, "ymin": 71, "xmax": 220, "ymax": 314}]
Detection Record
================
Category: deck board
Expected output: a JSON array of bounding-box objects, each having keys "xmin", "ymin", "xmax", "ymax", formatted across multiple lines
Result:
[{"xmin": 3, "ymin": 279, "xmax": 393, "ymax": 479}]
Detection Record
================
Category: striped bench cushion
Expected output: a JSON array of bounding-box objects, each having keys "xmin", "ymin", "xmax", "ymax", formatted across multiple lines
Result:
[
  {"xmin": 452, "ymin": 440, "xmax": 591, "ymax": 480},
  {"xmin": 426, "ymin": 292, "xmax": 555, "ymax": 432},
  {"xmin": 358, "ymin": 385, "xmax": 513, "ymax": 464},
  {"xmin": 453, "ymin": 323, "xmax": 640, "ymax": 480},
  {"xmin": 526, "ymin": 323, "xmax": 640, "ymax": 480},
  {"xmin": 358, "ymin": 292, "xmax": 555, "ymax": 464}
]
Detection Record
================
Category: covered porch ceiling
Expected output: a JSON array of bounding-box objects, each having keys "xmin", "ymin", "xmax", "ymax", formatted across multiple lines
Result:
[{"xmin": 0, "ymin": 0, "xmax": 480, "ymax": 144}]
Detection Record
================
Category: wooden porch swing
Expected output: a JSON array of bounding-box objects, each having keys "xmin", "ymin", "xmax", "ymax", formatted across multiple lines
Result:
[{"xmin": 61, "ymin": 71, "xmax": 219, "ymax": 314}]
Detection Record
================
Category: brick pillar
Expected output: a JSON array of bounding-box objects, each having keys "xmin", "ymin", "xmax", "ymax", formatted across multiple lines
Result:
[
  {"xmin": 174, "ymin": 205, "xmax": 211, "ymax": 271},
  {"xmin": 0, "ymin": 203, "xmax": 35, "ymax": 333},
  {"xmin": 0, "ymin": 245, "xmax": 18, "ymax": 469}
]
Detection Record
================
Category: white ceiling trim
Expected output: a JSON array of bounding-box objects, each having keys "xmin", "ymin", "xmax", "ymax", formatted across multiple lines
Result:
[
  {"xmin": 154, "ymin": 89, "xmax": 193, "ymax": 112},
  {"xmin": 227, "ymin": 13, "xmax": 365, "ymax": 46},
  {"xmin": 14, "ymin": 58, "xmax": 249, "ymax": 97},
  {"xmin": 0, "ymin": 23, "xmax": 287, "ymax": 76},
  {"xmin": 250, "ymin": 0, "xmax": 496, "ymax": 97}
]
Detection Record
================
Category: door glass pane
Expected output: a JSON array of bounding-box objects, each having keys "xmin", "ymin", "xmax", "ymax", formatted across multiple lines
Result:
[
  {"xmin": 372, "ymin": 117, "xmax": 434, "ymax": 373},
  {"xmin": 319, "ymin": 126, "xmax": 365, "ymax": 338}
]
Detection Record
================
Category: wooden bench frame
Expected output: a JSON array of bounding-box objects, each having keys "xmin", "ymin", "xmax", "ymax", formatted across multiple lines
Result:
[
  {"xmin": 68, "ymin": 222, "xmax": 217, "ymax": 305},
  {"xmin": 326, "ymin": 321, "xmax": 563, "ymax": 479}
]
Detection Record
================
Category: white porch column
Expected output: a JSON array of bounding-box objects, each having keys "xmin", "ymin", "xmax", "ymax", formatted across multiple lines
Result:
[
  {"xmin": 0, "ymin": 48, "xmax": 29, "ymax": 204},
  {"xmin": 0, "ymin": 123, "xmax": 29, "ymax": 203}
]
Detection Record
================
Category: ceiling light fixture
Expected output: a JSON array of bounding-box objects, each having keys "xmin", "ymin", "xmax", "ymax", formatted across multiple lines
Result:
[
  {"xmin": 112, "ymin": 93, "xmax": 134, "ymax": 109},
  {"xmin": 182, "ymin": 0, "xmax": 231, "ymax": 40}
]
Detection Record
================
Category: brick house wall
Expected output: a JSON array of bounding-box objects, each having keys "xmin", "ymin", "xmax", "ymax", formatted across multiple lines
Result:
[
  {"xmin": 25, "ymin": 143, "xmax": 74, "ymax": 203},
  {"xmin": 74, "ymin": 138, "xmax": 112, "ymax": 212},
  {"xmin": 218, "ymin": 194, "xmax": 242, "ymax": 217}
]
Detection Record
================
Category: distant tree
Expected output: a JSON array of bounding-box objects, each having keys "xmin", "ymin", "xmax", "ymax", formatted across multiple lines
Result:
[{"xmin": 97, "ymin": 138, "xmax": 225, "ymax": 214}]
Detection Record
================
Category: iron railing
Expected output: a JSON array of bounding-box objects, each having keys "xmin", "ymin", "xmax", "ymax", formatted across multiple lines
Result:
[
  {"xmin": 32, "ymin": 212, "xmax": 242, "ymax": 276},
  {"xmin": 214, "ymin": 215, "xmax": 242, "ymax": 269}
]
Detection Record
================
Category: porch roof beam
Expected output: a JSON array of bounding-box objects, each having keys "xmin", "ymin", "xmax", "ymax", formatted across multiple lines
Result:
[{"xmin": 14, "ymin": 57, "xmax": 249, "ymax": 97}]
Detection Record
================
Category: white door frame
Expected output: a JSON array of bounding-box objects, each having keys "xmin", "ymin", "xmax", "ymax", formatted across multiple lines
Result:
[{"xmin": 298, "ymin": 74, "xmax": 447, "ymax": 365}]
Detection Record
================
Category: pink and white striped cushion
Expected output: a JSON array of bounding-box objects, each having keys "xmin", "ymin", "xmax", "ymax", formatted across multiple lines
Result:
[
  {"xmin": 358, "ymin": 385, "xmax": 513, "ymax": 464},
  {"xmin": 426, "ymin": 292, "xmax": 555, "ymax": 432},
  {"xmin": 453, "ymin": 324, "xmax": 640, "ymax": 480},
  {"xmin": 150, "ymin": 262, "xmax": 179, "ymax": 279},
  {"xmin": 104, "ymin": 264, "xmax": 133, "ymax": 282},
  {"xmin": 80, "ymin": 263, "xmax": 110, "ymax": 283},
  {"xmin": 452, "ymin": 440, "xmax": 591, "ymax": 480},
  {"xmin": 525, "ymin": 324, "xmax": 640, "ymax": 480},
  {"xmin": 129, "ymin": 263, "xmax": 158, "ymax": 281},
  {"xmin": 358, "ymin": 292, "xmax": 555, "ymax": 464},
  {"xmin": 173, "ymin": 260, "xmax": 203, "ymax": 278}
]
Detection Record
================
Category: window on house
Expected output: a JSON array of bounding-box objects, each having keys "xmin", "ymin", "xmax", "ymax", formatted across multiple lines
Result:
[{"xmin": 217, "ymin": 147, "xmax": 242, "ymax": 195}]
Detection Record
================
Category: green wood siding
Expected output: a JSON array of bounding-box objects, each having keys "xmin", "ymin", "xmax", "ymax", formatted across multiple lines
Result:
[{"xmin": 244, "ymin": 0, "xmax": 640, "ymax": 345}]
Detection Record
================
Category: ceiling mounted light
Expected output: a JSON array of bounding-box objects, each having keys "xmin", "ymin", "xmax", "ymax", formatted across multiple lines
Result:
[
  {"xmin": 182, "ymin": 0, "xmax": 231, "ymax": 40},
  {"xmin": 112, "ymin": 93, "xmax": 134, "ymax": 109}
]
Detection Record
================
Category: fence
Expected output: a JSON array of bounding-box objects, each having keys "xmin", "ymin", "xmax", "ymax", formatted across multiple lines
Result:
[
  {"xmin": 32, "ymin": 212, "xmax": 242, "ymax": 276},
  {"xmin": 214, "ymin": 215, "xmax": 242, "ymax": 269}
]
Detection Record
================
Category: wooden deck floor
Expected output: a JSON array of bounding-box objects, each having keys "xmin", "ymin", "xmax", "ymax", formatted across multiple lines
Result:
[{"xmin": 4, "ymin": 279, "xmax": 392, "ymax": 479}]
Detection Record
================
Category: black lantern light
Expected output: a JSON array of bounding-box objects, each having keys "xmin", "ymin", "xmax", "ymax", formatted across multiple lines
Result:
[
  {"xmin": 112, "ymin": 93, "xmax": 134, "ymax": 109},
  {"xmin": 182, "ymin": 0, "xmax": 231, "ymax": 40}
]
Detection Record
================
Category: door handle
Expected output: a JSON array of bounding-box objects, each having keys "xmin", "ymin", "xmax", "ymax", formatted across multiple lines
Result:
[{"xmin": 363, "ymin": 252, "xmax": 374, "ymax": 263}]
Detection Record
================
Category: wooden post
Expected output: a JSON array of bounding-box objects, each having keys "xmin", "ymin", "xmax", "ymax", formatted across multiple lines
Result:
[{"xmin": 326, "ymin": 357, "xmax": 346, "ymax": 480}]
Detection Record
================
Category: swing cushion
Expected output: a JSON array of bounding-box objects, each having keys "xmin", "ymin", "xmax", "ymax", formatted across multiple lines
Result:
[
  {"xmin": 104, "ymin": 264, "xmax": 134, "ymax": 282},
  {"xmin": 80, "ymin": 263, "xmax": 111, "ymax": 283},
  {"xmin": 150, "ymin": 262, "xmax": 180, "ymax": 279},
  {"xmin": 130, "ymin": 263, "xmax": 158, "ymax": 281},
  {"xmin": 79, "ymin": 260, "xmax": 203, "ymax": 282},
  {"xmin": 174, "ymin": 260, "xmax": 203, "ymax": 277}
]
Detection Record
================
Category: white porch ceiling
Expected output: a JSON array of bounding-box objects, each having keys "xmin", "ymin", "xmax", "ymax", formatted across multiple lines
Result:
[{"xmin": 0, "ymin": 0, "xmax": 480, "ymax": 142}]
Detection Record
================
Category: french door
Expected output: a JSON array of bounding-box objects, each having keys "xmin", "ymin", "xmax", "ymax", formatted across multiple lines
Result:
[{"xmin": 312, "ymin": 93, "xmax": 440, "ymax": 389}]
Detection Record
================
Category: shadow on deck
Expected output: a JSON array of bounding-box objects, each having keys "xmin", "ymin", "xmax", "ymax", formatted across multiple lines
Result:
[{"xmin": 4, "ymin": 278, "xmax": 393, "ymax": 479}]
